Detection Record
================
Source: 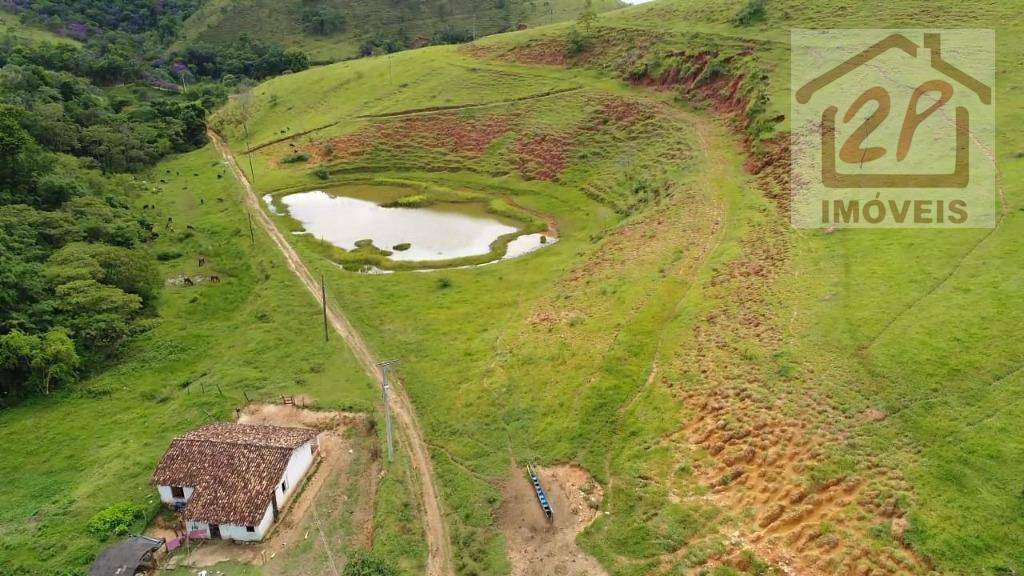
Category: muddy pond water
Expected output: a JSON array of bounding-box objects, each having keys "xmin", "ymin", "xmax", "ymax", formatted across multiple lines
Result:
[{"xmin": 273, "ymin": 185, "xmax": 535, "ymax": 263}]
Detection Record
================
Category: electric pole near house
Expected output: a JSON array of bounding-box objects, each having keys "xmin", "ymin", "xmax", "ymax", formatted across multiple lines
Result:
[
  {"xmin": 321, "ymin": 272, "xmax": 328, "ymax": 342},
  {"xmin": 376, "ymin": 359, "xmax": 399, "ymax": 463}
]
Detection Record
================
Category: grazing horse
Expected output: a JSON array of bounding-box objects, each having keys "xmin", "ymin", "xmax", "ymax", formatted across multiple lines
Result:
[
  {"xmin": 183, "ymin": 277, "xmax": 194, "ymax": 287},
  {"xmin": 198, "ymin": 256, "xmax": 206, "ymax": 267},
  {"xmin": 210, "ymin": 275, "xmax": 221, "ymax": 283}
]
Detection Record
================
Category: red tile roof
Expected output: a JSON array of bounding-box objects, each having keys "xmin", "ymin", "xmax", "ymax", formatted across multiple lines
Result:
[{"xmin": 152, "ymin": 423, "xmax": 318, "ymax": 526}]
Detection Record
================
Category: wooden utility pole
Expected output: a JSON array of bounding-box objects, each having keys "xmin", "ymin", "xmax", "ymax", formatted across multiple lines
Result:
[
  {"xmin": 242, "ymin": 121, "xmax": 256, "ymax": 185},
  {"xmin": 247, "ymin": 212, "xmax": 255, "ymax": 246},
  {"xmin": 321, "ymin": 272, "xmax": 329, "ymax": 342}
]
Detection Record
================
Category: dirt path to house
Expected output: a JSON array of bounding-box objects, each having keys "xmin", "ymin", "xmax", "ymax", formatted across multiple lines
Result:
[{"xmin": 210, "ymin": 130, "xmax": 454, "ymax": 576}]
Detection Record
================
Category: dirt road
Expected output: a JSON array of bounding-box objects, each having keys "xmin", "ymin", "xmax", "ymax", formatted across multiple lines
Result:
[{"xmin": 209, "ymin": 129, "xmax": 454, "ymax": 576}]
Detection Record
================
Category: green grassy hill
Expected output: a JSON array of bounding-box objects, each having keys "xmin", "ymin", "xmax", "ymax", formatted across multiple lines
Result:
[
  {"xmin": 209, "ymin": 0, "xmax": 1024, "ymax": 574},
  {"xmin": 177, "ymin": 0, "xmax": 624, "ymax": 62},
  {"xmin": 1, "ymin": 0, "xmax": 1022, "ymax": 575}
]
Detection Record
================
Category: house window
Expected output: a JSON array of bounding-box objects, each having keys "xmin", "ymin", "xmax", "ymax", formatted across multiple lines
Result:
[
  {"xmin": 171, "ymin": 486, "xmax": 185, "ymax": 499},
  {"xmin": 281, "ymin": 479, "xmax": 288, "ymax": 492},
  {"xmin": 246, "ymin": 526, "xmax": 255, "ymax": 533}
]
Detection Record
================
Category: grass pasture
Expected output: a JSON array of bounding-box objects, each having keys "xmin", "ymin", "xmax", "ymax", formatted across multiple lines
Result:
[
  {"xmin": 212, "ymin": 37, "xmax": 773, "ymax": 575},
  {"xmin": 209, "ymin": 1, "xmax": 1024, "ymax": 574},
  {"xmin": 1, "ymin": 0, "xmax": 1023, "ymax": 575}
]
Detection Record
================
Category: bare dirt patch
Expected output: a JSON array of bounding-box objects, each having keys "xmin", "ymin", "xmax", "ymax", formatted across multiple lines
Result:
[
  {"xmin": 504, "ymin": 39, "xmax": 569, "ymax": 66},
  {"xmin": 155, "ymin": 404, "xmax": 376, "ymax": 573},
  {"xmin": 498, "ymin": 465, "xmax": 607, "ymax": 576},
  {"xmin": 660, "ymin": 222, "xmax": 925, "ymax": 575}
]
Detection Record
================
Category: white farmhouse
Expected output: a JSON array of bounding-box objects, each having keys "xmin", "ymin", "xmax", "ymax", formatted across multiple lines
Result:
[{"xmin": 151, "ymin": 422, "xmax": 319, "ymax": 541}]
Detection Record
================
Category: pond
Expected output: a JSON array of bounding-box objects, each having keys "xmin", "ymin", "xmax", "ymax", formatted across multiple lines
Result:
[{"xmin": 274, "ymin": 185, "xmax": 529, "ymax": 263}]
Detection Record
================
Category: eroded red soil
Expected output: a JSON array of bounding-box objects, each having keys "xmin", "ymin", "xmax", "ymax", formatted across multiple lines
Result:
[
  {"xmin": 513, "ymin": 132, "xmax": 572, "ymax": 181},
  {"xmin": 305, "ymin": 112, "xmax": 515, "ymax": 163}
]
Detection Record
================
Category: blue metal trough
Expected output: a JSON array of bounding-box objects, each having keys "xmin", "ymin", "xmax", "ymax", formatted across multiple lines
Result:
[{"xmin": 527, "ymin": 464, "xmax": 553, "ymax": 522}]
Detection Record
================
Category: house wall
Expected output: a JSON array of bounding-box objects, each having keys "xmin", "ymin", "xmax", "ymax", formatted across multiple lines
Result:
[
  {"xmin": 184, "ymin": 503, "xmax": 274, "ymax": 541},
  {"xmin": 184, "ymin": 519, "xmax": 209, "ymax": 537},
  {"xmin": 157, "ymin": 484, "xmax": 194, "ymax": 506},
  {"xmin": 273, "ymin": 439, "xmax": 316, "ymax": 510},
  {"xmin": 231, "ymin": 503, "xmax": 275, "ymax": 541}
]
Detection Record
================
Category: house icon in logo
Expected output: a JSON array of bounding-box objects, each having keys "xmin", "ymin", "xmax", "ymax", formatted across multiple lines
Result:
[{"xmin": 795, "ymin": 33, "xmax": 991, "ymax": 189}]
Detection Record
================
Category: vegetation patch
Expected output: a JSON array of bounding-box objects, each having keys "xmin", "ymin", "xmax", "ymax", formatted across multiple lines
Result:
[
  {"xmin": 382, "ymin": 194, "xmax": 431, "ymax": 208},
  {"xmin": 281, "ymin": 152, "xmax": 311, "ymax": 164},
  {"xmin": 312, "ymin": 112, "xmax": 517, "ymax": 164},
  {"xmin": 86, "ymin": 501, "xmax": 148, "ymax": 538},
  {"xmin": 513, "ymin": 132, "xmax": 572, "ymax": 181}
]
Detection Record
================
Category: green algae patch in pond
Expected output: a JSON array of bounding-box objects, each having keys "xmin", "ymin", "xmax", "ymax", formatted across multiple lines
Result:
[{"xmin": 276, "ymin": 184, "xmax": 548, "ymax": 268}]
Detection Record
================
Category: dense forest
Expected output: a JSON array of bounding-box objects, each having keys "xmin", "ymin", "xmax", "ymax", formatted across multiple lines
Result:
[{"xmin": 0, "ymin": 2, "xmax": 313, "ymax": 404}]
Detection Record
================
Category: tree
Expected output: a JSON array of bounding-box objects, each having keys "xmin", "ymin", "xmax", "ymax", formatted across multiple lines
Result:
[
  {"xmin": 0, "ymin": 105, "xmax": 46, "ymax": 204},
  {"xmin": 53, "ymin": 279, "xmax": 142, "ymax": 356},
  {"xmin": 0, "ymin": 330, "xmax": 39, "ymax": 397},
  {"xmin": 35, "ymin": 173, "xmax": 88, "ymax": 209},
  {"xmin": 300, "ymin": 7, "xmax": 347, "ymax": 36},
  {"xmin": 0, "ymin": 329, "xmax": 78, "ymax": 396},
  {"xmin": 31, "ymin": 329, "xmax": 79, "ymax": 395},
  {"xmin": 577, "ymin": 0, "xmax": 597, "ymax": 34},
  {"xmin": 46, "ymin": 242, "xmax": 161, "ymax": 308}
]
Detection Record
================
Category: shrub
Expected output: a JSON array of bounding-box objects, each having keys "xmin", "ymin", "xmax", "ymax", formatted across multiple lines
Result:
[
  {"xmin": 313, "ymin": 168, "xmax": 330, "ymax": 180},
  {"xmin": 87, "ymin": 502, "xmax": 146, "ymax": 538},
  {"xmin": 156, "ymin": 249, "xmax": 183, "ymax": 261},
  {"xmin": 565, "ymin": 26, "xmax": 588, "ymax": 57},
  {"xmin": 436, "ymin": 277, "xmax": 452, "ymax": 289},
  {"xmin": 392, "ymin": 243, "xmax": 411, "ymax": 251},
  {"xmin": 383, "ymin": 194, "xmax": 429, "ymax": 208},
  {"xmin": 281, "ymin": 152, "xmax": 310, "ymax": 164},
  {"xmin": 733, "ymin": 0, "xmax": 766, "ymax": 26},
  {"xmin": 343, "ymin": 551, "xmax": 399, "ymax": 576},
  {"xmin": 431, "ymin": 25, "xmax": 473, "ymax": 45}
]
